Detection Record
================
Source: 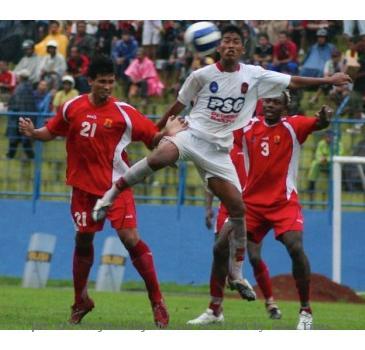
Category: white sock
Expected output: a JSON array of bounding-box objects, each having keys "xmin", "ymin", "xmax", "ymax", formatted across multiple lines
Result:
[{"xmin": 228, "ymin": 217, "xmax": 246, "ymax": 280}]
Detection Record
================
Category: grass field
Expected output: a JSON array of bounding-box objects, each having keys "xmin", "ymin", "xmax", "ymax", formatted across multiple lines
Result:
[{"xmin": 1, "ymin": 277, "xmax": 364, "ymax": 330}]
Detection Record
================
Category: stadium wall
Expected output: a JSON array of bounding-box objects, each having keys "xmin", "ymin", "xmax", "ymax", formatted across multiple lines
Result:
[{"xmin": 0, "ymin": 199, "xmax": 364, "ymax": 291}]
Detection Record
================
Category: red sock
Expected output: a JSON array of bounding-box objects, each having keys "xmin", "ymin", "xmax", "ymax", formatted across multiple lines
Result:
[
  {"xmin": 209, "ymin": 274, "xmax": 225, "ymax": 316},
  {"xmin": 295, "ymin": 278, "xmax": 310, "ymax": 308},
  {"xmin": 253, "ymin": 260, "xmax": 273, "ymax": 300},
  {"xmin": 129, "ymin": 240, "xmax": 162, "ymax": 304},
  {"xmin": 73, "ymin": 243, "xmax": 94, "ymax": 304}
]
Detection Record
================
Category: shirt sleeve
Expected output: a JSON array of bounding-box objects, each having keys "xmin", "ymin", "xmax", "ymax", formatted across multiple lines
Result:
[
  {"xmin": 288, "ymin": 115, "xmax": 318, "ymax": 144},
  {"xmin": 124, "ymin": 106, "xmax": 158, "ymax": 147},
  {"xmin": 256, "ymin": 67, "xmax": 291, "ymax": 98},
  {"xmin": 45, "ymin": 108, "xmax": 69, "ymax": 137},
  {"xmin": 177, "ymin": 71, "xmax": 201, "ymax": 106}
]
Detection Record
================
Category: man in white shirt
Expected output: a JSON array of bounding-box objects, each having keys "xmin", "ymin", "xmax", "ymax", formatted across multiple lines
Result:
[{"xmin": 93, "ymin": 24, "xmax": 351, "ymax": 323}]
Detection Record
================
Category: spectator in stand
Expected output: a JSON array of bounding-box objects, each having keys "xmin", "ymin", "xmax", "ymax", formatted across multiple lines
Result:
[
  {"xmin": 307, "ymin": 130, "xmax": 344, "ymax": 192},
  {"xmin": 33, "ymin": 79, "xmax": 53, "ymax": 113},
  {"xmin": 253, "ymin": 33, "xmax": 273, "ymax": 69},
  {"xmin": 241, "ymin": 25, "xmax": 255, "ymax": 64},
  {"xmin": 343, "ymin": 20, "xmax": 365, "ymax": 41},
  {"xmin": 142, "ymin": 20, "xmax": 163, "ymax": 60},
  {"xmin": 309, "ymin": 49, "xmax": 347, "ymax": 104},
  {"xmin": 67, "ymin": 46, "xmax": 90, "ymax": 93},
  {"xmin": 158, "ymin": 21, "xmax": 178, "ymax": 62},
  {"xmin": 111, "ymin": 30, "xmax": 138, "ymax": 94},
  {"xmin": 52, "ymin": 75, "xmax": 79, "ymax": 112},
  {"xmin": 40, "ymin": 40, "xmax": 67, "ymax": 90},
  {"xmin": 268, "ymin": 31, "xmax": 298, "ymax": 74},
  {"xmin": 305, "ymin": 20, "xmax": 330, "ymax": 47},
  {"xmin": 35, "ymin": 20, "xmax": 69, "ymax": 58},
  {"xmin": 95, "ymin": 21, "xmax": 117, "ymax": 57},
  {"xmin": 353, "ymin": 36, "xmax": 365, "ymax": 97},
  {"xmin": 288, "ymin": 20, "xmax": 306, "ymax": 55},
  {"xmin": 166, "ymin": 33, "xmax": 188, "ymax": 89},
  {"xmin": 67, "ymin": 20, "xmax": 96, "ymax": 59},
  {"xmin": 6, "ymin": 69, "xmax": 37, "ymax": 159},
  {"xmin": 300, "ymin": 29, "xmax": 335, "ymax": 78},
  {"xmin": 125, "ymin": 48, "xmax": 164, "ymax": 106},
  {"xmin": 0, "ymin": 60, "xmax": 16, "ymax": 104},
  {"xmin": 14, "ymin": 40, "xmax": 41, "ymax": 86},
  {"xmin": 257, "ymin": 20, "xmax": 288, "ymax": 45}
]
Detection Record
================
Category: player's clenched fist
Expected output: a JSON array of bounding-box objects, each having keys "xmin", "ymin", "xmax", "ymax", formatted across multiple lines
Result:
[{"xmin": 18, "ymin": 117, "xmax": 35, "ymax": 137}]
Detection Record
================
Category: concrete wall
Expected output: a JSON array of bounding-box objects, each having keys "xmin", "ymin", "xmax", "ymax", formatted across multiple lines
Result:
[{"xmin": 0, "ymin": 200, "xmax": 364, "ymax": 290}]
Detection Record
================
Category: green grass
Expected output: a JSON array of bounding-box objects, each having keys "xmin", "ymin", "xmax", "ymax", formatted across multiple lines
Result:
[{"xmin": 0, "ymin": 277, "xmax": 364, "ymax": 330}]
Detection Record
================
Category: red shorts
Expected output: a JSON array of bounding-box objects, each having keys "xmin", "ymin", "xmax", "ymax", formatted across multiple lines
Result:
[
  {"xmin": 245, "ymin": 201, "xmax": 304, "ymax": 244},
  {"xmin": 70, "ymin": 187, "xmax": 137, "ymax": 233},
  {"xmin": 215, "ymin": 200, "xmax": 303, "ymax": 243}
]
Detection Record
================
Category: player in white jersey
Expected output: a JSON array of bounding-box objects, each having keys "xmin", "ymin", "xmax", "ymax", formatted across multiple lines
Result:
[{"xmin": 92, "ymin": 25, "xmax": 351, "ymax": 313}]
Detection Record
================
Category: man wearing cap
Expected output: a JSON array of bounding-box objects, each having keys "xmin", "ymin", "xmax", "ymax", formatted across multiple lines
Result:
[
  {"xmin": 6, "ymin": 68, "xmax": 37, "ymax": 159},
  {"xmin": 300, "ymin": 28, "xmax": 336, "ymax": 78},
  {"xmin": 35, "ymin": 20, "xmax": 69, "ymax": 58},
  {"xmin": 53, "ymin": 75, "xmax": 79, "ymax": 112},
  {"xmin": 14, "ymin": 40, "xmax": 41, "ymax": 85},
  {"xmin": 40, "ymin": 40, "xmax": 67, "ymax": 90}
]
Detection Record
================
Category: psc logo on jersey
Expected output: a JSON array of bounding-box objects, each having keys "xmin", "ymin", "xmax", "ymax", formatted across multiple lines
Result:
[
  {"xmin": 209, "ymin": 81, "xmax": 219, "ymax": 93},
  {"xmin": 207, "ymin": 96, "xmax": 245, "ymax": 114}
]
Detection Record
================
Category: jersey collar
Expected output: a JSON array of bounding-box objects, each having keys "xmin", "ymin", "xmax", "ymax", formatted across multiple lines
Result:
[{"xmin": 215, "ymin": 61, "xmax": 240, "ymax": 72}]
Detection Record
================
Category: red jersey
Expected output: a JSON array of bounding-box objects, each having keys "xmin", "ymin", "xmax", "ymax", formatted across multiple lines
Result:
[
  {"xmin": 242, "ymin": 115, "xmax": 317, "ymax": 207},
  {"xmin": 46, "ymin": 94, "xmax": 157, "ymax": 196},
  {"xmin": 0, "ymin": 70, "xmax": 16, "ymax": 92}
]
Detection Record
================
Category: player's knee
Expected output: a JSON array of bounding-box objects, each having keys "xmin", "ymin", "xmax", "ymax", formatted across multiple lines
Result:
[
  {"xmin": 118, "ymin": 228, "xmax": 139, "ymax": 249},
  {"xmin": 287, "ymin": 240, "xmax": 304, "ymax": 258},
  {"xmin": 226, "ymin": 198, "xmax": 244, "ymax": 218}
]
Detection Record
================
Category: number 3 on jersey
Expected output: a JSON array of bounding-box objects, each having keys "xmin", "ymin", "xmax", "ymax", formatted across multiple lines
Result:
[
  {"xmin": 260, "ymin": 141, "xmax": 269, "ymax": 156},
  {"xmin": 80, "ymin": 121, "xmax": 97, "ymax": 137}
]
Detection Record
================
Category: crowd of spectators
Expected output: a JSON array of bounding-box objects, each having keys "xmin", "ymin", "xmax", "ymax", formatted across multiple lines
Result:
[{"xmin": 0, "ymin": 20, "xmax": 365, "ymax": 183}]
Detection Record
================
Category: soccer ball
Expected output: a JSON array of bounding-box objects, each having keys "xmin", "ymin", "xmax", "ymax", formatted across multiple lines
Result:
[{"xmin": 184, "ymin": 21, "xmax": 221, "ymax": 56}]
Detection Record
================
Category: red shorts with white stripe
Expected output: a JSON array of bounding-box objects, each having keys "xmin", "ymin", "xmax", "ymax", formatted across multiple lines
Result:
[
  {"xmin": 215, "ymin": 200, "xmax": 303, "ymax": 243},
  {"xmin": 70, "ymin": 187, "xmax": 137, "ymax": 233},
  {"xmin": 245, "ymin": 200, "xmax": 304, "ymax": 244}
]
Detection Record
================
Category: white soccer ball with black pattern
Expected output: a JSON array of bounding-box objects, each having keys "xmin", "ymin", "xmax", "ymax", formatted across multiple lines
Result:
[{"xmin": 184, "ymin": 21, "xmax": 221, "ymax": 56}]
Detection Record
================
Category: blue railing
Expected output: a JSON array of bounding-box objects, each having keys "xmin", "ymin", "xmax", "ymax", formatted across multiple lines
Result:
[{"xmin": 0, "ymin": 109, "xmax": 364, "ymax": 211}]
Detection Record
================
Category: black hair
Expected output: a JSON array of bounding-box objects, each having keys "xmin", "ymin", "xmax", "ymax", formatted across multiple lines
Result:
[
  {"xmin": 87, "ymin": 55, "xmax": 115, "ymax": 79},
  {"xmin": 258, "ymin": 33, "xmax": 269, "ymax": 40},
  {"xmin": 221, "ymin": 24, "xmax": 244, "ymax": 43}
]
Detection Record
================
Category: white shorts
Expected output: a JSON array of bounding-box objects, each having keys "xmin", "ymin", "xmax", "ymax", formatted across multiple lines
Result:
[{"xmin": 165, "ymin": 130, "xmax": 241, "ymax": 192}]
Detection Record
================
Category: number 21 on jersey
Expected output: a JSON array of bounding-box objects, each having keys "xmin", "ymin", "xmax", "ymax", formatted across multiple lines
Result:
[
  {"xmin": 260, "ymin": 141, "xmax": 269, "ymax": 156},
  {"xmin": 80, "ymin": 121, "xmax": 97, "ymax": 138}
]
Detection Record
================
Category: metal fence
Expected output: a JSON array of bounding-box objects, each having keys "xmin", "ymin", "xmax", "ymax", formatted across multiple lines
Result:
[{"xmin": 0, "ymin": 110, "xmax": 364, "ymax": 211}]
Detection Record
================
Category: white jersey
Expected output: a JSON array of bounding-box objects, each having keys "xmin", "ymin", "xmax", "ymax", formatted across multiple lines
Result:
[{"xmin": 178, "ymin": 62, "xmax": 291, "ymax": 149}]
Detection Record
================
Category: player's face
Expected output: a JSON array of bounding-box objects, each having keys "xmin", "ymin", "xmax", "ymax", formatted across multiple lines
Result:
[
  {"xmin": 262, "ymin": 97, "xmax": 285, "ymax": 122},
  {"xmin": 217, "ymin": 32, "xmax": 244, "ymax": 63},
  {"xmin": 90, "ymin": 73, "xmax": 115, "ymax": 102}
]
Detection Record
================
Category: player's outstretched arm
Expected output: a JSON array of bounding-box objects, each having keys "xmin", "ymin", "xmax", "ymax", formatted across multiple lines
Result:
[
  {"xmin": 18, "ymin": 117, "xmax": 55, "ymax": 141},
  {"xmin": 314, "ymin": 105, "xmax": 333, "ymax": 131},
  {"xmin": 156, "ymin": 100, "xmax": 186, "ymax": 130},
  {"xmin": 288, "ymin": 72, "xmax": 352, "ymax": 89}
]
